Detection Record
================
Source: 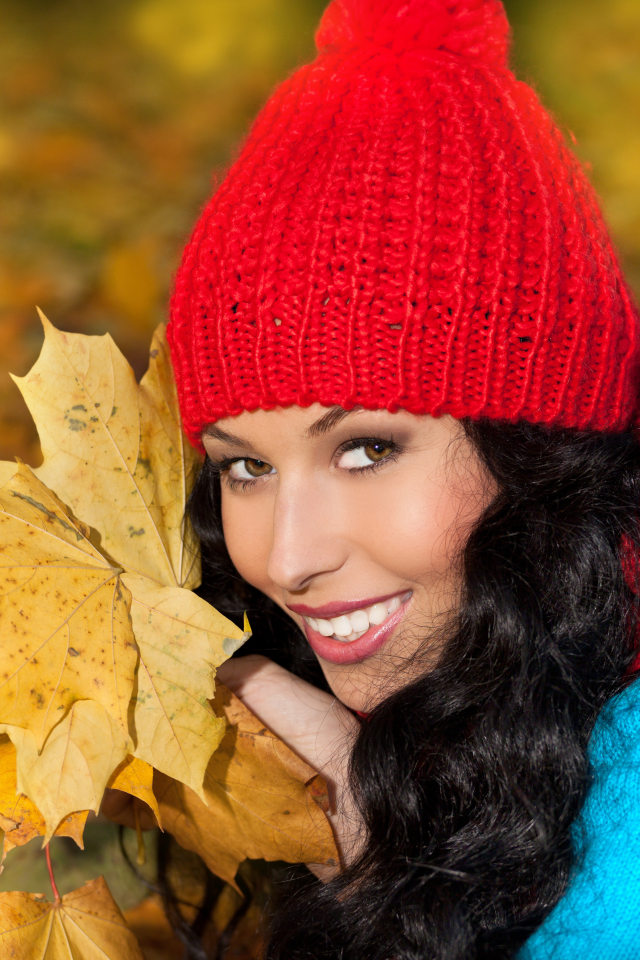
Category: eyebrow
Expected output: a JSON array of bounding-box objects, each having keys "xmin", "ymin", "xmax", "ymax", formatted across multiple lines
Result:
[
  {"xmin": 202, "ymin": 424, "xmax": 251, "ymax": 447},
  {"xmin": 305, "ymin": 406, "xmax": 357, "ymax": 438},
  {"xmin": 202, "ymin": 406, "xmax": 360, "ymax": 447}
]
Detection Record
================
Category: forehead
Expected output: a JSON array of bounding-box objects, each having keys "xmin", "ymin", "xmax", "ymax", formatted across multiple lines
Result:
[{"xmin": 204, "ymin": 404, "xmax": 352, "ymax": 444}]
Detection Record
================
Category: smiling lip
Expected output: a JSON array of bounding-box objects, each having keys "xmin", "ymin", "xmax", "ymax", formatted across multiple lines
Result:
[
  {"xmin": 301, "ymin": 593, "xmax": 412, "ymax": 666},
  {"xmin": 287, "ymin": 591, "xmax": 407, "ymax": 620}
]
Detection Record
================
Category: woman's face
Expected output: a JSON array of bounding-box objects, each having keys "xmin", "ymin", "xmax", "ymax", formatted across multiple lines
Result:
[{"xmin": 202, "ymin": 405, "xmax": 495, "ymax": 712}]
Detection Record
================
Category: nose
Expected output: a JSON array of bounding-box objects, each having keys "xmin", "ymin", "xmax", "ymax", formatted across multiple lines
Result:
[{"xmin": 266, "ymin": 474, "xmax": 348, "ymax": 592}]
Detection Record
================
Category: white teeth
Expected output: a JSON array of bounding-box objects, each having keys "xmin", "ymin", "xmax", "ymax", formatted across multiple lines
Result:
[
  {"xmin": 331, "ymin": 615, "xmax": 352, "ymax": 637},
  {"xmin": 350, "ymin": 609, "xmax": 369, "ymax": 633},
  {"xmin": 369, "ymin": 603, "xmax": 387, "ymax": 625},
  {"xmin": 303, "ymin": 593, "xmax": 411, "ymax": 643}
]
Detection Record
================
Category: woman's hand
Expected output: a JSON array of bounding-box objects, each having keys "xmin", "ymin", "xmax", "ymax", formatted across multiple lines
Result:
[
  {"xmin": 101, "ymin": 655, "xmax": 362, "ymax": 880},
  {"xmin": 216, "ymin": 655, "xmax": 362, "ymax": 878}
]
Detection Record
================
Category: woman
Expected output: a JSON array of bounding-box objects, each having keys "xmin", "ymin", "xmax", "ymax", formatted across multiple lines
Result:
[{"xmin": 110, "ymin": 0, "xmax": 640, "ymax": 956}]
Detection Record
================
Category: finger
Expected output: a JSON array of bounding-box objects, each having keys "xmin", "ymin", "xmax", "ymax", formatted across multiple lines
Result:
[
  {"xmin": 216, "ymin": 654, "xmax": 272, "ymax": 694},
  {"xmin": 220, "ymin": 658, "xmax": 358, "ymax": 786},
  {"xmin": 306, "ymin": 861, "xmax": 341, "ymax": 883}
]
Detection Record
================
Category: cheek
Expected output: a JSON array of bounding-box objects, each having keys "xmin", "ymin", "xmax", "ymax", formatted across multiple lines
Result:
[
  {"xmin": 345, "ymin": 474, "xmax": 472, "ymax": 584},
  {"xmin": 221, "ymin": 493, "xmax": 273, "ymax": 593}
]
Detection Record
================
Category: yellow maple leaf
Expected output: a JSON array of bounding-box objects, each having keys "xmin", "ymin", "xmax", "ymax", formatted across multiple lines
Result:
[
  {"xmin": 107, "ymin": 755, "xmax": 161, "ymax": 828},
  {"xmin": 0, "ymin": 876, "xmax": 144, "ymax": 959},
  {"xmin": 0, "ymin": 737, "xmax": 87, "ymax": 853},
  {"xmin": 14, "ymin": 313, "xmax": 200, "ymax": 589},
  {"xmin": 0, "ymin": 316, "xmax": 336, "ymax": 885},
  {"xmin": 0, "ymin": 319, "xmax": 246, "ymax": 830},
  {"xmin": 154, "ymin": 684, "xmax": 339, "ymax": 888},
  {"xmin": 0, "ymin": 463, "xmax": 135, "ymax": 749},
  {"xmin": 2, "ymin": 701, "xmax": 129, "ymax": 840},
  {"xmin": 0, "ymin": 464, "xmax": 135, "ymax": 837},
  {"xmin": 0, "ymin": 460, "xmax": 231, "ymax": 828},
  {"xmin": 123, "ymin": 574, "xmax": 237, "ymax": 792},
  {"xmin": 0, "ymin": 741, "xmax": 158, "ymax": 853}
]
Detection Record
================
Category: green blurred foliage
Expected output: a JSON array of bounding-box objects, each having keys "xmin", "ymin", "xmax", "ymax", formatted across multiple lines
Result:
[
  {"xmin": 0, "ymin": 818, "xmax": 156, "ymax": 910},
  {"xmin": 506, "ymin": 0, "xmax": 640, "ymax": 289}
]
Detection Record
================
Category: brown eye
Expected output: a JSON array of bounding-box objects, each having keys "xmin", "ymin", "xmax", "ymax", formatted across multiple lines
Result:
[
  {"xmin": 244, "ymin": 458, "xmax": 273, "ymax": 477},
  {"xmin": 228, "ymin": 458, "xmax": 275, "ymax": 483},
  {"xmin": 364, "ymin": 442, "xmax": 394, "ymax": 462}
]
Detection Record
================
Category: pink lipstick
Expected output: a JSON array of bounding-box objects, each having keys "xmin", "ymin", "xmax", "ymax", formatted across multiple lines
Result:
[{"xmin": 301, "ymin": 592, "xmax": 412, "ymax": 665}]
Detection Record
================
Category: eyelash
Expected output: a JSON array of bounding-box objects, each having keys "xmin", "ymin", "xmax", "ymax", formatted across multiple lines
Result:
[
  {"xmin": 207, "ymin": 457, "xmax": 258, "ymax": 492},
  {"xmin": 209, "ymin": 437, "xmax": 401, "ymax": 491},
  {"xmin": 339, "ymin": 437, "xmax": 401, "ymax": 475}
]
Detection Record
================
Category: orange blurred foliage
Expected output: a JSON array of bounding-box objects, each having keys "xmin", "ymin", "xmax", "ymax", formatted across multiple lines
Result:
[
  {"xmin": 0, "ymin": 0, "xmax": 324, "ymax": 463},
  {"xmin": 124, "ymin": 889, "xmax": 265, "ymax": 960},
  {"xmin": 0, "ymin": 0, "xmax": 638, "ymax": 468}
]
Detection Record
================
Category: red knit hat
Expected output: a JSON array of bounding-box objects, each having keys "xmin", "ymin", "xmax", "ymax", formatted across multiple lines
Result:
[{"xmin": 168, "ymin": 0, "xmax": 640, "ymax": 447}]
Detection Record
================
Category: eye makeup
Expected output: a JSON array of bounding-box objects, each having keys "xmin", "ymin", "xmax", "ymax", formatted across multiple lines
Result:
[
  {"xmin": 336, "ymin": 436, "xmax": 401, "ymax": 474},
  {"xmin": 207, "ymin": 434, "xmax": 402, "ymax": 491}
]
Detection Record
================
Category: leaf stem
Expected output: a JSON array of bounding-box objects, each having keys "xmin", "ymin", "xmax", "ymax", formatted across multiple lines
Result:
[
  {"xmin": 45, "ymin": 843, "xmax": 61, "ymax": 902},
  {"xmin": 134, "ymin": 806, "xmax": 146, "ymax": 866}
]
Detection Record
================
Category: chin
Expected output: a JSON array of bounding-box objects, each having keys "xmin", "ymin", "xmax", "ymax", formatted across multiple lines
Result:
[{"xmin": 321, "ymin": 665, "xmax": 379, "ymax": 715}]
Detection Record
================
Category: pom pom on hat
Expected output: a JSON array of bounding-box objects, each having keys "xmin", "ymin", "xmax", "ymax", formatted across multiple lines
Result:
[{"xmin": 316, "ymin": 0, "xmax": 510, "ymax": 66}]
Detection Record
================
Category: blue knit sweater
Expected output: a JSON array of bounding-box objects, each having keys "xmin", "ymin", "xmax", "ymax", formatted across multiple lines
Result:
[{"xmin": 519, "ymin": 678, "xmax": 640, "ymax": 958}]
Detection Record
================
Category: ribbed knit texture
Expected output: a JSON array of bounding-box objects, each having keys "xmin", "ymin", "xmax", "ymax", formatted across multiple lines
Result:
[{"xmin": 169, "ymin": 0, "xmax": 640, "ymax": 446}]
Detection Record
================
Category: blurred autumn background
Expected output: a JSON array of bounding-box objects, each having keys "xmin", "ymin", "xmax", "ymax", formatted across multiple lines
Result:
[
  {"xmin": 1, "ymin": 0, "xmax": 639, "ymax": 465},
  {"xmin": 0, "ymin": 0, "xmax": 638, "ymax": 940}
]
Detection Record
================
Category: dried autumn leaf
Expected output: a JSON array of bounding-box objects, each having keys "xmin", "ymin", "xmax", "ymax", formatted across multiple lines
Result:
[
  {"xmin": 0, "ymin": 463, "xmax": 136, "ymax": 749},
  {"xmin": 123, "ymin": 896, "xmax": 184, "ymax": 960},
  {"xmin": 0, "ymin": 736, "xmax": 87, "ymax": 852},
  {"xmin": 107, "ymin": 755, "xmax": 161, "ymax": 827},
  {"xmin": 0, "ymin": 464, "xmax": 16, "ymax": 487},
  {"xmin": 5, "ymin": 318, "xmax": 246, "ymax": 801},
  {"xmin": 124, "ymin": 574, "xmax": 237, "ymax": 793},
  {"xmin": 155, "ymin": 685, "xmax": 339, "ymax": 888},
  {"xmin": 0, "ymin": 751, "xmax": 162, "ymax": 861},
  {"xmin": 2, "ymin": 318, "xmax": 333, "ymax": 880},
  {"xmin": 0, "ymin": 876, "xmax": 144, "ymax": 959},
  {"xmin": 14, "ymin": 313, "xmax": 201, "ymax": 589},
  {"xmin": 1, "ymin": 700, "xmax": 129, "ymax": 840}
]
